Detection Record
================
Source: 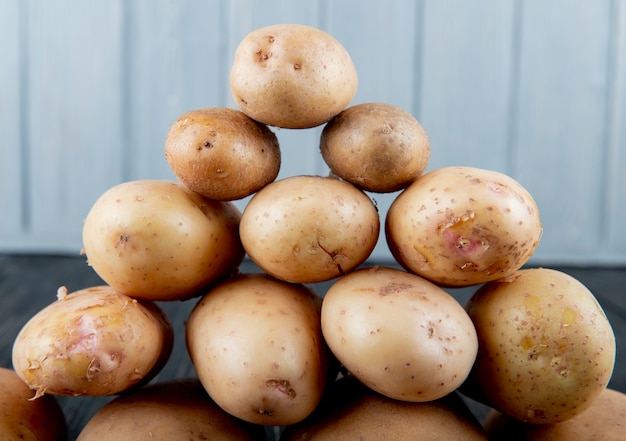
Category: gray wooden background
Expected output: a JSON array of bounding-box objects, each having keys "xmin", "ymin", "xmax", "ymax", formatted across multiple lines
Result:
[{"xmin": 1, "ymin": 0, "xmax": 625, "ymax": 265}]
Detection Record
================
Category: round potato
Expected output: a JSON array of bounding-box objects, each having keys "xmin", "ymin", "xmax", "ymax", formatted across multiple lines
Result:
[
  {"xmin": 320, "ymin": 102, "xmax": 430, "ymax": 193},
  {"xmin": 12, "ymin": 285, "xmax": 174, "ymax": 397},
  {"xmin": 82, "ymin": 179, "xmax": 244, "ymax": 301},
  {"xmin": 230, "ymin": 23, "xmax": 358, "ymax": 128},
  {"xmin": 463, "ymin": 268, "xmax": 616, "ymax": 424},
  {"xmin": 186, "ymin": 273, "xmax": 334, "ymax": 426},
  {"xmin": 483, "ymin": 388, "xmax": 626, "ymax": 440},
  {"xmin": 281, "ymin": 374, "xmax": 488, "ymax": 440},
  {"xmin": 386, "ymin": 166, "xmax": 542, "ymax": 287},
  {"xmin": 0, "ymin": 367, "xmax": 67, "ymax": 441},
  {"xmin": 76, "ymin": 378, "xmax": 265, "ymax": 440},
  {"xmin": 164, "ymin": 107, "xmax": 281, "ymax": 201},
  {"xmin": 321, "ymin": 266, "xmax": 478, "ymax": 402},
  {"xmin": 239, "ymin": 175, "xmax": 380, "ymax": 284}
]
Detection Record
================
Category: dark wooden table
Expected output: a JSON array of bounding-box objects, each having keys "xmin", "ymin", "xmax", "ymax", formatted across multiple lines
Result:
[{"xmin": 1, "ymin": 254, "xmax": 624, "ymax": 440}]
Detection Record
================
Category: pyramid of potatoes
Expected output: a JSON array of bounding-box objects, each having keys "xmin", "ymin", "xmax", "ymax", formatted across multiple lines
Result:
[{"xmin": 9, "ymin": 24, "xmax": 621, "ymax": 440}]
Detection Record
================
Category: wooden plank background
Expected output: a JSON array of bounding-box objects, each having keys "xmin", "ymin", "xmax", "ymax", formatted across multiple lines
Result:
[{"xmin": 1, "ymin": 0, "xmax": 625, "ymax": 265}]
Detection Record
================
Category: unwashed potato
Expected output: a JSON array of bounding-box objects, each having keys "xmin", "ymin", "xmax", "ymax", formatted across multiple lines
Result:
[
  {"xmin": 280, "ymin": 374, "xmax": 488, "ymax": 440},
  {"xmin": 320, "ymin": 102, "xmax": 431, "ymax": 193},
  {"xmin": 230, "ymin": 23, "xmax": 358, "ymax": 129},
  {"xmin": 239, "ymin": 175, "xmax": 380, "ymax": 284},
  {"xmin": 0, "ymin": 367, "xmax": 67, "ymax": 441},
  {"xmin": 76, "ymin": 377, "xmax": 265, "ymax": 441},
  {"xmin": 186, "ymin": 273, "xmax": 334, "ymax": 426},
  {"xmin": 483, "ymin": 388, "xmax": 626, "ymax": 440},
  {"xmin": 164, "ymin": 107, "xmax": 281, "ymax": 201},
  {"xmin": 12, "ymin": 285, "xmax": 173, "ymax": 397},
  {"xmin": 463, "ymin": 268, "xmax": 616, "ymax": 424},
  {"xmin": 82, "ymin": 179, "xmax": 244, "ymax": 301},
  {"xmin": 321, "ymin": 266, "xmax": 478, "ymax": 402},
  {"xmin": 386, "ymin": 166, "xmax": 542, "ymax": 287}
]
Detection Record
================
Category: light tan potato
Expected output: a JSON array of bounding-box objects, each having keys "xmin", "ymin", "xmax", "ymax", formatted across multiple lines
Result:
[
  {"xmin": 230, "ymin": 23, "xmax": 358, "ymax": 128},
  {"xmin": 483, "ymin": 388, "xmax": 626, "ymax": 440},
  {"xmin": 463, "ymin": 268, "xmax": 616, "ymax": 424},
  {"xmin": 186, "ymin": 273, "xmax": 334, "ymax": 426},
  {"xmin": 321, "ymin": 266, "xmax": 478, "ymax": 402},
  {"xmin": 239, "ymin": 175, "xmax": 380, "ymax": 284},
  {"xmin": 12, "ymin": 285, "xmax": 173, "ymax": 397},
  {"xmin": 76, "ymin": 378, "xmax": 265, "ymax": 440},
  {"xmin": 320, "ymin": 102, "xmax": 431, "ymax": 193},
  {"xmin": 82, "ymin": 179, "xmax": 244, "ymax": 301},
  {"xmin": 164, "ymin": 107, "xmax": 281, "ymax": 201},
  {"xmin": 281, "ymin": 374, "xmax": 488, "ymax": 440},
  {"xmin": 0, "ymin": 367, "xmax": 67, "ymax": 441},
  {"xmin": 386, "ymin": 166, "xmax": 542, "ymax": 287}
]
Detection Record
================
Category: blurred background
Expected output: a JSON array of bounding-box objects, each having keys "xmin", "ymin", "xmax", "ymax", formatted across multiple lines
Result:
[{"xmin": 1, "ymin": 0, "xmax": 625, "ymax": 266}]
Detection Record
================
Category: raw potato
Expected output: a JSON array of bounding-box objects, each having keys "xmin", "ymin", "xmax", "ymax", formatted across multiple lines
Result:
[
  {"xmin": 186, "ymin": 273, "xmax": 333, "ymax": 426},
  {"xmin": 483, "ymin": 388, "xmax": 626, "ymax": 440},
  {"xmin": 230, "ymin": 23, "xmax": 358, "ymax": 128},
  {"xmin": 281, "ymin": 374, "xmax": 488, "ymax": 440},
  {"xmin": 76, "ymin": 377, "xmax": 265, "ymax": 440},
  {"xmin": 12, "ymin": 285, "xmax": 173, "ymax": 397},
  {"xmin": 82, "ymin": 179, "xmax": 245, "ymax": 301},
  {"xmin": 0, "ymin": 367, "xmax": 67, "ymax": 441},
  {"xmin": 164, "ymin": 107, "xmax": 281, "ymax": 201},
  {"xmin": 239, "ymin": 175, "xmax": 380, "ymax": 284},
  {"xmin": 321, "ymin": 266, "xmax": 478, "ymax": 402},
  {"xmin": 320, "ymin": 102, "xmax": 431, "ymax": 193},
  {"xmin": 463, "ymin": 268, "xmax": 616, "ymax": 424},
  {"xmin": 386, "ymin": 166, "xmax": 542, "ymax": 287}
]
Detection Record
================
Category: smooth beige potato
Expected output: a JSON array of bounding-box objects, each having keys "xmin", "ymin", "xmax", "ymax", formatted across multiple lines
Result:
[
  {"xmin": 0, "ymin": 367, "xmax": 67, "ymax": 441},
  {"xmin": 321, "ymin": 266, "xmax": 478, "ymax": 402},
  {"xmin": 239, "ymin": 175, "xmax": 380, "ymax": 284},
  {"xmin": 12, "ymin": 285, "xmax": 173, "ymax": 397},
  {"xmin": 463, "ymin": 268, "xmax": 616, "ymax": 424},
  {"xmin": 386, "ymin": 166, "xmax": 542, "ymax": 287},
  {"xmin": 76, "ymin": 378, "xmax": 265, "ymax": 440},
  {"xmin": 320, "ymin": 102, "xmax": 431, "ymax": 193},
  {"xmin": 164, "ymin": 107, "xmax": 281, "ymax": 201},
  {"xmin": 230, "ymin": 24, "xmax": 358, "ymax": 128}
]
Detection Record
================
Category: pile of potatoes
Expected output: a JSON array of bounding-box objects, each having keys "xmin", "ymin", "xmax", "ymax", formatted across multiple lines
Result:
[{"xmin": 5, "ymin": 23, "xmax": 623, "ymax": 440}]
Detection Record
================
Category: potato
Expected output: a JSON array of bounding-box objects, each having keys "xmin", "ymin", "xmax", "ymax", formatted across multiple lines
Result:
[
  {"xmin": 386, "ymin": 166, "xmax": 542, "ymax": 287},
  {"xmin": 321, "ymin": 266, "xmax": 478, "ymax": 402},
  {"xmin": 0, "ymin": 367, "xmax": 67, "ymax": 441},
  {"xmin": 12, "ymin": 285, "xmax": 173, "ymax": 397},
  {"xmin": 483, "ymin": 388, "xmax": 626, "ymax": 440},
  {"xmin": 320, "ymin": 102, "xmax": 431, "ymax": 193},
  {"xmin": 82, "ymin": 179, "xmax": 244, "ymax": 301},
  {"xmin": 463, "ymin": 268, "xmax": 616, "ymax": 424},
  {"xmin": 230, "ymin": 23, "xmax": 358, "ymax": 128},
  {"xmin": 185, "ymin": 273, "xmax": 334, "ymax": 426},
  {"xmin": 164, "ymin": 107, "xmax": 281, "ymax": 201},
  {"xmin": 281, "ymin": 374, "xmax": 488, "ymax": 440},
  {"xmin": 239, "ymin": 175, "xmax": 380, "ymax": 284},
  {"xmin": 76, "ymin": 377, "xmax": 265, "ymax": 440}
]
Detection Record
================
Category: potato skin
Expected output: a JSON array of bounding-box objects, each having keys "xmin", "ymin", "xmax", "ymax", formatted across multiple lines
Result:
[
  {"xmin": 321, "ymin": 266, "xmax": 478, "ymax": 402},
  {"xmin": 320, "ymin": 102, "xmax": 430, "ymax": 193},
  {"xmin": 386, "ymin": 166, "xmax": 542, "ymax": 287},
  {"xmin": 12, "ymin": 286, "xmax": 174, "ymax": 397},
  {"xmin": 239, "ymin": 175, "xmax": 380, "ymax": 284},
  {"xmin": 463, "ymin": 268, "xmax": 616, "ymax": 424},
  {"xmin": 186, "ymin": 273, "xmax": 333, "ymax": 426},
  {"xmin": 82, "ymin": 180, "xmax": 245, "ymax": 301},
  {"xmin": 164, "ymin": 107, "xmax": 281, "ymax": 201},
  {"xmin": 76, "ymin": 378, "xmax": 265, "ymax": 441},
  {"xmin": 230, "ymin": 24, "xmax": 358, "ymax": 128},
  {"xmin": 0, "ymin": 367, "xmax": 67, "ymax": 441}
]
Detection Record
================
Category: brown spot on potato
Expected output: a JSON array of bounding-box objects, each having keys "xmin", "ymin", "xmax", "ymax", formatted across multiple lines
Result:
[{"xmin": 266, "ymin": 379, "xmax": 296, "ymax": 399}]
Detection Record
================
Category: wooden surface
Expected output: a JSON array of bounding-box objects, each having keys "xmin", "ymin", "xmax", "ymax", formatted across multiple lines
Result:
[
  {"xmin": 0, "ymin": 255, "xmax": 624, "ymax": 439},
  {"xmin": 1, "ymin": 0, "xmax": 626, "ymax": 265}
]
